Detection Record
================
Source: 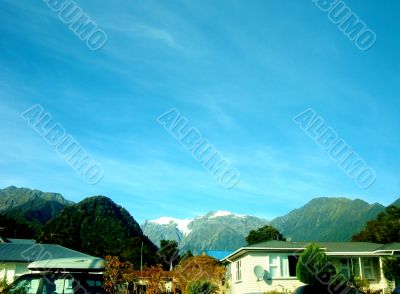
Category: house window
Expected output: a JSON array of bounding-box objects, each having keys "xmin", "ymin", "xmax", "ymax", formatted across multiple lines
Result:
[
  {"xmin": 340, "ymin": 259, "xmax": 351, "ymax": 278},
  {"xmin": 288, "ymin": 256, "xmax": 299, "ymax": 277},
  {"xmin": 226, "ymin": 263, "xmax": 231, "ymax": 279},
  {"xmin": 11, "ymin": 276, "xmax": 41, "ymax": 293},
  {"xmin": 269, "ymin": 255, "xmax": 279, "ymax": 278},
  {"xmin": 281, "ymin": 257, "xmax": 289, "ymax": 277},
  {"xmin": 339, "ymin": 258, "xmax": 374, "ymax": 280},
  {"xmin": 235, "ymin": 260, "xmax": 242, "ymax": 281},
  {"xmin": 353, "ymin": 259, "xmax": 361, "ymax": 277},
  {"xmin": 362, "ymin": 258, "xmax": 374, "ymax": 279},
  {"xmin": 52, "ymin": 277, "xmax": 74, "ymax": 294}
]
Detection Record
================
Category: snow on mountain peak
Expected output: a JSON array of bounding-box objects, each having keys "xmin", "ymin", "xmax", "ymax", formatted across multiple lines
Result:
[
  {"xmin": 149, "ymin": 217, "xmax": 192, "ymax": 236},
  {"xmin": 209, "ymin": 210, "xmax": 245, "ymax": 218}
]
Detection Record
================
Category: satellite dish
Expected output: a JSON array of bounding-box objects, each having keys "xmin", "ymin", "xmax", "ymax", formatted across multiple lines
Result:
[{"xmin": 253, "ymin": 265, "xmax": 265, "ymax": 280}]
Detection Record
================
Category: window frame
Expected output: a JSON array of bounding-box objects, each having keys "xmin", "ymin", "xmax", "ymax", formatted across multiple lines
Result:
[
  {"xmin": 235, "ymin": 260, "xmax": 242, "ymax": 282},
  {"xmin": 361, "ymin": 258, "xmax": 374, "ymax": 280}
]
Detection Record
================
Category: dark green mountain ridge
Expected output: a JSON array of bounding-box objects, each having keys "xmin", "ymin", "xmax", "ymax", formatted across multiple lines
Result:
[
  {"xmin": 0, "ymin": 185, "xmax": 72, "ymax": 224},
  {"xmin": 38, "ymin": 196, "xmax": 158, "ymax": 266},
  {"xmin": 270, "ymin": 197, "xmax": 386, "ymax": 241}
]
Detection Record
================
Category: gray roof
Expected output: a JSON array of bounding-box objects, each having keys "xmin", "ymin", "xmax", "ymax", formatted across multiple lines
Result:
[
  {"xmin": 247, "ymin": 240, "xmax": 385, "ymax": 252},
  {"xmin": 377, "ymin": 243, "xmax": 400, "ymax": 251},
  {"xmin": 0, "ymin": 243, "xmax": 95, "ymax": 262},
  {"xmin": 221, "ymin": 240, "xmax": 400, "ymax": 261}
]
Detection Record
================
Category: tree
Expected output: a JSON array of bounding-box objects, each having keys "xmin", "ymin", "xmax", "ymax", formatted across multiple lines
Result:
[
  {"xmin": 174, "ymin": 255, "xmax": 225, "ymax": 294},
  {"xmin": 143, "ymin": 264, "xmax": 165, "ymax": 294},
  {"xmin": 245, "ymin": 224, "xmax": 285, "ymax": 245},
  {"xmin": 103, "ymin": 256, "xmax": 169, "ymax": 293},
  {"xmin": 103, "ymin": 255, "xmax": 134, "ymax": 294},
  {"xmin": 181, "ymin": 250, "xmax": 194, "ymax": 261},
  {"xmin": 352, "ymin": 205, "xmax": 400, "ymax": 243},
  {"xmin": 158, "ymin": 240, "xmax": 180, "ymax": 271},
  {"xmin": 0, "ymin": 214, "xmax": 37, "ymax": 239},
  {"xmin": 296, "ymin": 243, "xmax": 336, "ymax": 286},
  {"xmin": 383, "ymin": 256, "xmax": 400, "ymax": 283}
]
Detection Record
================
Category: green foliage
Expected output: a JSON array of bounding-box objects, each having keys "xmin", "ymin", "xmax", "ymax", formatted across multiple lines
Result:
[
  {"xmin": 352, "ymin": 277, "xmax": 370, "ymax": 292},
  {"xmin": 181, "ymin": 250, "xmax": 194, "ymax": 261},
  {"xmin": 246, "ymin": 225, "xmax": 285, "ymax": 245},
  {"xmin": 0, "ymin": 277, "xmax": 11, "ymax": 293},
  {"xmin": 352, "ymin": 205, "xmax": 400, "ymax": 243},
  {"xmin": 37, "ymin": 196, "xmax": 158, "ymax": 267},
  {"xmin": 296, "ymin": 243, "xmax": 336, "ymax": 286},
  {"xmin": 187, "ymin": 280, "xmax": 218, "ymax": 294},
  {"xmin": 383, "ymin": 256, "xmax": 400, "ymax": 281},
  {"xmin": 0, "ymin": 214, "xmax": 36, "ymax": 239},
  {"xmin": 158, "ymin": 239, "xmax": 180, "ymax": 270}
]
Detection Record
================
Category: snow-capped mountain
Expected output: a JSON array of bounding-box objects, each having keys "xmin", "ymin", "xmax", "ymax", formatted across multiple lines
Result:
[{"xmin": 141, "ymin": 210, "xmax": 269, "ymax": 254}]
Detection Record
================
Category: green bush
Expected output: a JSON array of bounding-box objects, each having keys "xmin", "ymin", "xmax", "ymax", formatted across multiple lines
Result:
[
  {"xmin": 296, "ymin": 243, "xmax": 336, "ymax": 286},
  {"xmin": 0, "ymin": 278, "xmax": 11, "ymax": 293},
  {"xmin": 383, "ymin": 256, "xmax": 400, "ymax": 282},
  {"xmin": 187, "ymin": 280, "xmax": 218, "ymax": 294}
]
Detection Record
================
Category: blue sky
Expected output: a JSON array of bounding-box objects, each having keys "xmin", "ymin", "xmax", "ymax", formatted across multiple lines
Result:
[{"xmin": 0, "ymin": 0, "xmax": 399, "ymax": 223}]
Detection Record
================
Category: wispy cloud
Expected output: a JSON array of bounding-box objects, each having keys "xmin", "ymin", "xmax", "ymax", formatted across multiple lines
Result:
[
  {"xmin": 107, "ymin": 23, "xmax": 188, "ymax": 54},
  {"xmin": 133, "ymin": 24, "xmax": 188, "ymax": 53}
]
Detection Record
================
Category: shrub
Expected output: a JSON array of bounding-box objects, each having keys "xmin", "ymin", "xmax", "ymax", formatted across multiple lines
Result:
[
  {"xmin": 296, "ymin": 243, "xmax": 336, "ymax": 286},
  {"xmin": 187, "ymin": 280, "xmax": 218, "ymax": 294},
  {"xmin": 383, "ymin": 256, "xmax": 400, "ymax": 282},
  {"xmin": 0, "ymin": 278, "xmax": 11, "ymax": 294}
]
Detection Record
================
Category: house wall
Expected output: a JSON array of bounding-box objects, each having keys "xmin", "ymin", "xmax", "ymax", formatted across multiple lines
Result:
[
  {"xmin": 226, "ymin": 252, "xmax": 304, "ymax": 294},
  {"xmin": 226, "ymin": 253, "xmax": 392, "ymax": 294},
  {"xmin": 0, "ymin": 262, "xmax": 30, "ymax": 284}
]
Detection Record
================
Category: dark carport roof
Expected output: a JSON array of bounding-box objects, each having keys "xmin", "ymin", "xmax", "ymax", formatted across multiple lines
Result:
[{"xmin": 0, "ymin": 243, "xmax": 95, "ymax": 262}]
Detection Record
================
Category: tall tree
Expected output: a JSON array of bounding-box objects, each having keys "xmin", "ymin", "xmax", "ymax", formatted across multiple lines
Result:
[
  {"xmin": 157, "ymin": 240, "xmax": 180, "ymax": 270},
  {"xmin": 352, "ymin": 205, "xmax": 400, "ymax": 243},
  {"xmin": 245, "ymin": 224, "xmax": 285, "ymax": 245}
]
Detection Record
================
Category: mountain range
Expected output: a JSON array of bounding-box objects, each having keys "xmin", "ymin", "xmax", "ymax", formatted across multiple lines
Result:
[
  {"xmin": 141, "ymin": 211, "xmax": 268, "ymax": 253},
  {"xmin": 0, "ymin": 185, "xmax": 72, "ymax": 224},
  {"xmin": 1, "ymin": 185, "xmax": 399, "ymax": 255},
  {"xmin": 142, "ymin": 197, "xmax": 399, "ymax": 253},
  {"xmin": 270, "ymin": 197, "xmax": 386, "ymax": 241}
]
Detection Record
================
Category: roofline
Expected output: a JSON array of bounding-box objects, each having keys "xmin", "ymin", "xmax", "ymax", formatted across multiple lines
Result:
[{"xmin": 221, "ymin": 246, "xmax": 399, "ymax": 262}]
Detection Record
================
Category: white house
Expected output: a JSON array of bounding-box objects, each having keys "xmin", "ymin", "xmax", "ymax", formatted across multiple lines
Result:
[
  {"xmin": 221, "ymin": 240, "xmax": 400, "ymax": 294},
  {"xmin": 0, "ymin": 238, "xmax": 97, "ymax": 283}
]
